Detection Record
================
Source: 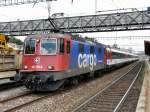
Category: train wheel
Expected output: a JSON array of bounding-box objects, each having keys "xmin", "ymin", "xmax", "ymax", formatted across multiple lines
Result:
[
  {"xmin": 25, "ymin": 82, "xmax": 32, "ymax": 89},
  {"xmin": 59, "ymin": 84, "xmax": 65, "ymax": 91},
  {"xmin": 45, "ymin": 80, "xmax": 66, "ymax": 91},
  {"xmin": 94, "ymin": 71, "xmax": 101, "ymax": 78},
  {"xmin": 25, "ymin": 79, "xmax": 66, "ymax": 91},
  {"xmin": 88, "ymin": 71, "xmax": 95, "ymax": 79},
  {"xmin": 70, "ymin": 77, "xmax": 79, "ymax": 85}
]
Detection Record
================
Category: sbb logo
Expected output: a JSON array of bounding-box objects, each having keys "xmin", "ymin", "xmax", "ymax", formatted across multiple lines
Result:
[{"xmin": 78, "ymin": 53, "xmax": 97, "ymax": 71}]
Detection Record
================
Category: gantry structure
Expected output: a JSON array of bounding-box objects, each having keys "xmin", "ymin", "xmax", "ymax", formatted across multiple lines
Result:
[
  {"xmin": 0, "ymin": 10, "xmax": 150, "ymax": 35},
  {"xmin": 0, "ymin": 0, "xmax": 49, "ymax": 6},
  {"xmin": 0, "ymin": 0, "xmax": 150, "ymax": 36}
]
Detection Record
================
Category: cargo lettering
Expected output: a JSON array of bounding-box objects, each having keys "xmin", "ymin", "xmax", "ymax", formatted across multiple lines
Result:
[{"xmin": 78, "ymin": 53, "xmax": 97, "ymax": 71}]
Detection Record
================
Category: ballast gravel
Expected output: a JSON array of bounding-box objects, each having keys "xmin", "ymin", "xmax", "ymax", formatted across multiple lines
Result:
[{"xmin": 2, "ymin": 63, "xmax": 136, "ymax": 112}]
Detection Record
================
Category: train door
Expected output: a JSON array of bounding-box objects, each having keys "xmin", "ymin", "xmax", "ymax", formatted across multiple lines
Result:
[
  {"xmin": 65, "ymin": 39, "xmax": 70, "ymax": 69},
  {"xmin": 59, "ymin": 38, "xmax": 71, "ymax": 70},
  {"xmin": 104, "ymin": 48, "xmax": 107, "ymax": 65},
  {"xmin": 104, "ymin": 47, "xmax": 112, "ymax": 65}
]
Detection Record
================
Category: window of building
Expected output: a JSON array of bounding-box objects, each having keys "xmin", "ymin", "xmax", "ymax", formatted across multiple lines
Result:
[{"xmin": 2, "ymin": 42, "xmax": 5, "ymax": 46}]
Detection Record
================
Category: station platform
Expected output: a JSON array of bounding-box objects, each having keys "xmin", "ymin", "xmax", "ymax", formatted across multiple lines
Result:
[
  {"xmin": 136, "ymin": 61, "xmax": 150, "ymax": 112},
  {"xmin": 0, "ymin": 71, "xmax": 16, "ymax": 79}
]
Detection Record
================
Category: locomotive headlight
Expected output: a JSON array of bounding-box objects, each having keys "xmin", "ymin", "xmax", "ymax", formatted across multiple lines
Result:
[
  {"xmin": 36, "ymin": 39, "xmax": 40, "ymax": 43},
  {"xmin": 24, "ymin": 65, "xmax": 28, "ymax": 70},
  {"xmin": 47, "ymin": 65, "xmax": 54, "ymax": 70}
]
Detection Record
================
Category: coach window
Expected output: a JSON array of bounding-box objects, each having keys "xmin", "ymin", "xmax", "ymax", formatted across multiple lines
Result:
[
  {"xmin": 112, "ymin": 52, "xmax": 117, "ymax": 59},
  {"xmin": 90, "ymin": 46, "xmax": 94, "ymax": 53},
  {"xmin": 117, "ymin": 53, "xmax": 121, "ymax": 58},
  {"xmin": 78, "ymin": 43, "xmax": 84, "ymax": 53},
  {"xmin": 120, "ymin": 53, "xmax": 123, "ymax": 58},
  {"xmin": 25, "ymin": 39, "xmax": 35, "ymax": 54},
  {"xmin": 66, "ymin": 40, "xmax": 70, "ymax": 53}
]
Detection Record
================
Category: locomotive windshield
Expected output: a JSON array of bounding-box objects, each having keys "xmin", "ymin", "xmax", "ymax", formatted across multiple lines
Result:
[
  {"xmin": 40, "ymin": 38, "xmax": 57, "ymax": 54},
  {"xmin": 24, "ymin": 39, "xmax": 35, "ymax": 54}
]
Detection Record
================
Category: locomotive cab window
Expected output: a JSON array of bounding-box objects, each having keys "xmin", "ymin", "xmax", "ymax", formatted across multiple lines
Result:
[
  {"xmin": 40, "ymin": 38, "xmax": 57, "ymax": 54},
  {"xmin": 24, "ymin": 39, "xmax": 35, "ymax": 54}
]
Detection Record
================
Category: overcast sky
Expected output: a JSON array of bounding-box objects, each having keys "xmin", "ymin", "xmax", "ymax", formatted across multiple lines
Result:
[
  {"xmin": 1, "ymin": 0, "xmax": 150, "ymax": 21},
  {"xmin": 1, "ymin": 0, "xmax": 150, "ymax": 52}
]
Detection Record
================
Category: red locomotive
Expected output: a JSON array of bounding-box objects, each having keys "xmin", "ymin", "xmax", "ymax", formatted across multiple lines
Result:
[{"xmin": 15, "ymin": 33, "xmax": 138, "ymax": 91}]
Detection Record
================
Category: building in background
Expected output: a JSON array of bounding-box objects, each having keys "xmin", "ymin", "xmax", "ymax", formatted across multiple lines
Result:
[{"xmin": 144, "ymin": 40, "xmax": 150, "ymax": 56}]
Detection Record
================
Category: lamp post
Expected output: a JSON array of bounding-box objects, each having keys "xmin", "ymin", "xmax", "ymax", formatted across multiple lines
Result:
[
  {"xmin": 46, "ymin": 0, "xmax": 57, "ymax": 18},
  {"xmin": 95, "ymin": 0, "xmax": 97, "ymax": 14}
]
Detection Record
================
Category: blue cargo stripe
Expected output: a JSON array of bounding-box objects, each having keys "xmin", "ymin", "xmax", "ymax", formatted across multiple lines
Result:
[
  {"xmin": 69, "ymin": 41, "xmax": 78, "ymax": 69},
  {"xmin": 69, "ymin": 40, "xmax": 105, "ymax": 69}
]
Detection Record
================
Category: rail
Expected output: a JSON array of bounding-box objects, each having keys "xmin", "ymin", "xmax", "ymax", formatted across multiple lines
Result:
[{"xmin": 72, "ymin": 61, "xmax": 143, "ymax": 112}]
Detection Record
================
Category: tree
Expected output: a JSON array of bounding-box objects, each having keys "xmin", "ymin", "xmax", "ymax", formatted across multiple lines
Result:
[{"xmin": 8, "ymin": 36, "xmax": 23, "ymax": 45}]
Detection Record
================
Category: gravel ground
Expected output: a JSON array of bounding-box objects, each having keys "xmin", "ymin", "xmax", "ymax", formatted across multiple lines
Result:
[
  {"xmin": 0, "ymin": 93, "xmax": 42, "ymax": 112},
  {"xmin": 1, "ymin": 63, "xmax": 136, "ymax": 112},
  {"xmin": 0, "ymin": 86, "xmax": 29, "ymax": 101}
]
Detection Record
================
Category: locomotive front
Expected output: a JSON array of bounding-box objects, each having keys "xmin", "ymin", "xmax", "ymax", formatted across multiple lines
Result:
[
  {"xmin": 15, "ymin": 34, "xmax": 71, "ymax": 91},
  {"xmin": 23, "ymin": 37, "xmax": 57, "ymax": 71}
]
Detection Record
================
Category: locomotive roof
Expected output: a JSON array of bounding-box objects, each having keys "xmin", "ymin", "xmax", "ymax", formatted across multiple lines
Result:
[
  {"xmin": 25, "ymin": 33, "xmax": 106, "ymax": 47},
  {"xmin": 25, "ymin": 33, "xmax": 71, "ymax": 39}
]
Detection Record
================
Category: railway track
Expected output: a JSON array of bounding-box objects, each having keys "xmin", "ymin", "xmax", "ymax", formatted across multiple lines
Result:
[
  {"xmin": 0, "ymin": 62, "xmax": 140, "ymax": 112},
  {"xmin": 0, "ymin": 92, "xmax": 55, "ymax": 112},
  {"xmin": 72, "ymin": 61, "xmax": 143, "ymax": 112},
  {"xmin": 0, "ymin": 91, "xmax": 32, "ymax": 103},
  {"xmin": 0, "ymin": 81, "xmax": 22, "ymax": 91},
  {"xmin": 0, "ymin": 73, "xmax": 23, "ymax": 91}
]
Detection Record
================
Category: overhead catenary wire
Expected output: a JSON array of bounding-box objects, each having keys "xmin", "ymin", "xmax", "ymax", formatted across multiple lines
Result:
[{"xmin": 95, "ymin": 36, "xmax": 150, "ymax": 40}]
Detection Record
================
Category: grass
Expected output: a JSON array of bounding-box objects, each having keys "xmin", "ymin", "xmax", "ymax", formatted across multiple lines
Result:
[{"xmin": 138, "ymin": 61, "xmax": 147, "ymax": 85}]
